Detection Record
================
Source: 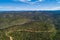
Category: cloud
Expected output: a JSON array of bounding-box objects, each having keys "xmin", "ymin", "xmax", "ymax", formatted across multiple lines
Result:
[
  {"xmin": 0, "ymin": 6, "xmax": 14, "ymax": 9},
  {"xmin": 57, "ymin": 1, "xmax": 60, "ymax": 3},
  {"xmin": 39, "ymin": 0, "xmax": 43, "ymax": 2},
  {"xmin": 53, "ymin": 7, "xmax": 60, "ymax": 10},
  {"xmin": 42, "ymin": 6, "xmax": 60, "ymax": 10},
  {"xmin": 19, "ymin": 0, "xmax": 26, "ymax": 2},
  {"xmin": 13, "ymin": 0, "xmax": 44, "ymax": 5},
  {"xmin": 14, "ymin": 0, "xmax": 44, "ymax": 2},
  {"xmin": 56, "ymin": 0, "xmax": 60, "ymax": 3},
  {"xmin": 0, "ymin": 6, "xmax": 3, "ymax": 8},
  {"xmin": 14, "ymin": 0, "xmax": 31, "ymax": 2},
  {"xmin": 28, "ymin": 0, "xmax": 31, "ymax": 1},
  {"xmin": 0, "ymin": 6, "xmax": 60, "ymax": 11}
]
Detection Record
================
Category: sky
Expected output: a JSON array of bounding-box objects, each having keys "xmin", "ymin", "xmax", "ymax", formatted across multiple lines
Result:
[{"xmin": 0, "ymin": 0, "xmax": 60, "ymax": 11}]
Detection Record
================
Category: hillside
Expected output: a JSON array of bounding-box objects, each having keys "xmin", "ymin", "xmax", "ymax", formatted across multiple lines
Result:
[
  {"xmin": 0, "ymin": 11, "xmax": 59, "ymax": 40},
  {"xmin": 0, "ymin": 21, "xmax": 56, "ymax": 40}
]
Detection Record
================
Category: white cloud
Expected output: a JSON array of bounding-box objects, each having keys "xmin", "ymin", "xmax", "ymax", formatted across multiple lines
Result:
[
  {"xmin": 0, "ymin": 6, "xmax": 60, "ymax": 11},
  {"xmin": 14, "ymin": 0, "xmax": 44, "ymax": 2},
  {"xmin": 28, "ymin": 0, "xmax": 31, "ymax": 1},
  {"xmin": 39, "ymin": 0, "xmax": 43, "ymax": 2},
  {"xmin": 19, "ymin": 0, "xmax": 26, "ymax": 2},
  {"xmin": 13, "ymin": 0, "xmax": 44, "ymax": 5},
  {"xmin": 14, "ymin": 0, "xmax": 31, "ymax": 2},
  {"xmin": 42, "ymin": 7, "xmax": 60, "ymax": 10}
]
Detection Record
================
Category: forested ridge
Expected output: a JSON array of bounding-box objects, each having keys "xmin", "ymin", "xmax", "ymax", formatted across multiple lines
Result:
[{"xmin": 0, "ymin": 11, "xmax": 60, "ymax": 40}]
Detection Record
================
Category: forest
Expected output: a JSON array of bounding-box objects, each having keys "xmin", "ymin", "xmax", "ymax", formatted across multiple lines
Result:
[{"xmin": 0, "ymin": 11, "xmax": 60, "ymax": 40}]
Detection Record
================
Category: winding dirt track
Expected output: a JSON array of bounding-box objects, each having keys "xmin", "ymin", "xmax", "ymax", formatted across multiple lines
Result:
[
  {"xmin": 5, "ymin": 21, "xmax": 56, "ymax": 40},
  {"xmin": 6, "ymin": 33, "xmax": 13, "ymax": 40},
  {"xmin": 5, "ymin": 28, "xmax": 55, "ymax": 40}
]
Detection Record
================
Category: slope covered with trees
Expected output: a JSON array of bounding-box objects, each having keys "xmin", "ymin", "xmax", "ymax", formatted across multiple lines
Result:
[{"xmin": 0, "ymin": 11, "xmax": 59, "ymax": 40}]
